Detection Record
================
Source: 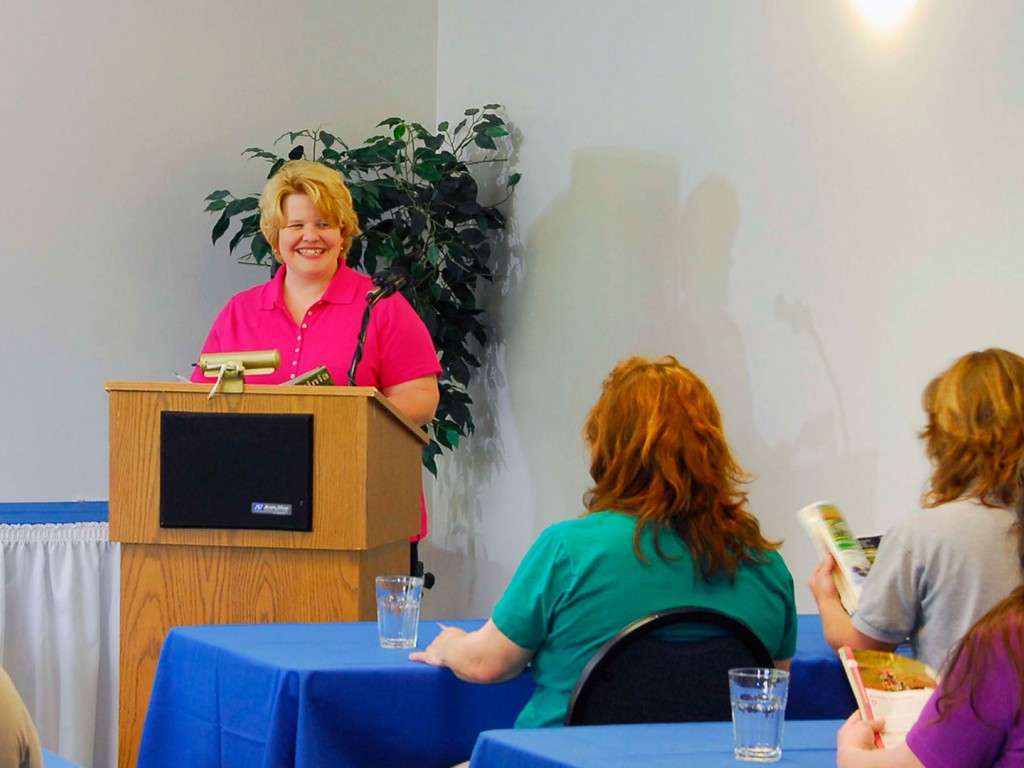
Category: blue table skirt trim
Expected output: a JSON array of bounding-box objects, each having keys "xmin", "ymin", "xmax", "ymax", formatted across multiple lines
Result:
[{"xmin": 0, "ymin": 501, "xmax": 109, "ymax": 525}]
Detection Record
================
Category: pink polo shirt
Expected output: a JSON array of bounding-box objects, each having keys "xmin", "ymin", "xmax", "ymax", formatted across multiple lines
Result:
[{"xmin": 192, "ymin": 264, "xmax": 442, "ymax": 537}]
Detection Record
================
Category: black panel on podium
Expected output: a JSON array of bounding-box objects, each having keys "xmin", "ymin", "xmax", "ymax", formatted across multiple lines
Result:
[{"xmin": 159, "ymin": 411, "xmax": 313, "ymax": 531}]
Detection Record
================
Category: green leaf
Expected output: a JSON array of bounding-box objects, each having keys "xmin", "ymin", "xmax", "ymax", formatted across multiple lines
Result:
[
  {"xmin": 508, "ymin": 172, "xmax": 522, "ymax": 187},
  {"xmin": 378, "ymin": 117, "xmax": 402, "ymax": 127},
  {"xmin": 413, "ymin": 163, "xmax": 442, "ymax": 182},
  {"xmin": 473, "ymin": 133, "xmax": 497, "ymax": 150},
  {"xmin": 483, "ymin": 103, "xmax": 501, "ymax": 110},
  {"xmin": 225, "ymin": 197, "xmax": 259, "ymax": 217},
  {"xmin": 206, "ymin": 190, "xmax": 231, "ymax": 201},
  {"xmin": 437, "ymin": 121, "xmax": 449, "ymax": 132},
  {"xmin": 422, "ymin": 442, "xmax": 439, "ymax": 477},
  {"xmin": 228, "ymin": 225, "xmax": 249, "ymax": 254},
  {"xmin": 393, "ymin": 124, "xmax": 407, "ymax": 141},
  {"xmin": 251, "ymin": 233, "xmax": 272, "ymax": 265},
  {"xmin": 288, "ymin": 145, "xmax": 305, "ymax": 160},
  {"xmin": 484, "ymin": 125, "xmax": 509, "ymax": 138},
  {"xmin": 464, "ymin": 108, "xmax": 480, "ymax": 116},
  {"xmin": 319, "ymin": 131, "xmax": 335, "ymax": 149},
  {"xmin": 426, "ymin": 244, "xmax": 441, "ymax": 265},
  {"xmin": 211, "ymin": 211, "xmax": 230, "ymax": 244},
  {"xmin": 205, "ymin": 199, "xmax": 227, "ymax": 212}
]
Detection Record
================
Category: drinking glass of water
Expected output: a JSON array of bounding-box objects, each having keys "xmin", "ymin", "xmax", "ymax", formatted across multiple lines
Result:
[
  {"xmin": 376, "ymin": 575, "xmax": 424, "ymax": 649},
  {"xmin": 728, "ymin": 667, "xmax": 790, "ymax": 762}
]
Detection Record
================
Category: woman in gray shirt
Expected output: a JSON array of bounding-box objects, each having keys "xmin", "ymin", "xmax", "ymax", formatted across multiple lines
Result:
[{"xmin": 810, "ymin": 348, "xmax": 1023, "ymax": 672}]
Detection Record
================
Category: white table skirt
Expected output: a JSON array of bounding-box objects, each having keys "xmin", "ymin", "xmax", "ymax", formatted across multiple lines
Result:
[{"xmin": 0, "ymin": 522, "xmax": 118, "ymax": 768}]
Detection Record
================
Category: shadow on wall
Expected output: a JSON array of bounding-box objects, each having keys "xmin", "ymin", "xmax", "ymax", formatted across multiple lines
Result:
[
  {"xmin": 503, "ymin": 147, "xmax": 683, "ymax": 535},
  {"xmin": 771, "ymin": 293, "xmax": 881, "ymax": 595},
  {"xmin": 666, "ymin": 174, "xmax": 879, "ymax": 597},
  {"xmin": 424, "ymin": 149, "xmax": 880, "ymax": 616}
]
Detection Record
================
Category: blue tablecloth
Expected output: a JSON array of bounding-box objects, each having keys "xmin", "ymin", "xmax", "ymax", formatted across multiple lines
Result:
[
  {"xmin": 470, "ymin": 719, "xmax": 845, "ymax": 767},
  {"xmin": 42, "ymin": 749, "xmax": 85, "ymax": 768},
  {"xmin": 138, "ymin": 620, "xmax": 534, "ymax": 768},
  {"xmin": 0, "ymin": 501, "xmax": 108, "ymax": 525},
  {"xmin": 788, "ymin": 612, "xmax": 856, "ymax": 720},
  {"xmin": 137, "ymin": 615, "xmax": 854, "ymax": 768}
]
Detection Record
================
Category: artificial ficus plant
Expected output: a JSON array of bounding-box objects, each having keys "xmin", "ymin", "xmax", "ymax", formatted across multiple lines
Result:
[{"xmin": 205, "ymin": 105, "xmax": 520, "ymax": 474}]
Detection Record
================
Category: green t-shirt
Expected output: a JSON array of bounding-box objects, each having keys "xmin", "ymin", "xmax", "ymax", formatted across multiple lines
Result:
[{"xmin": 491, "ymin": 510, "xmax": 797, "ymax": 728}]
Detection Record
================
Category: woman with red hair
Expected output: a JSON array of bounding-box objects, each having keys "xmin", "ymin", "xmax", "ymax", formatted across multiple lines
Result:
[{"xmin": 411, "ymin": 355, "xmax": 796, "ymax": 728}]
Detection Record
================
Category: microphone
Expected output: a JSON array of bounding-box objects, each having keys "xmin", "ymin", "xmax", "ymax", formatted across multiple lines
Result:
[
  {"xmin": 348, "ymin": 268, "xmax": 411, "ymax": 386},
  {"xmin": 366, "ymin": 268, "xmax": 409, "ymax": 307}
]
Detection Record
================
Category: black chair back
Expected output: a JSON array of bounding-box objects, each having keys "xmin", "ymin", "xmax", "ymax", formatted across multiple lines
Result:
[{"xmin": 563, "ymin": 606, "xmax": 774, "ymax": 726}]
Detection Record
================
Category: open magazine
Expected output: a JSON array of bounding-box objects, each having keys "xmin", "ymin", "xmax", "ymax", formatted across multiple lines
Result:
[
  {"xmin": 797, "ymin": 501, "xmax": 874, "ymax": 613},
  {"xmin": 839, "ymin": 647, "xmax": 938, "ymax": 748}
]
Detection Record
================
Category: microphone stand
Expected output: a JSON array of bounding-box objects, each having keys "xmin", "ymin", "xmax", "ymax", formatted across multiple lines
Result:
[
  {"xmin": 347, "ymin": 269, "xmax": 409, "ymax": 386},
  {"xmin": 346, "ymin": 269, "xmax": 436, "ymax": 589}
]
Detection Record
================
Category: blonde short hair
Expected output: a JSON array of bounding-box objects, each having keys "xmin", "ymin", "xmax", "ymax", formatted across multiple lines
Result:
[{"xmin": 259, "ymin": 160, "xmax": 362, "ymax": 262}]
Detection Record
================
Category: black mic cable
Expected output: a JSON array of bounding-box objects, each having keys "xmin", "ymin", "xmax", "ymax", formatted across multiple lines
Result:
[{"xmin": 347, "ymin": 268, "xmax": 410, "ymax": 386}]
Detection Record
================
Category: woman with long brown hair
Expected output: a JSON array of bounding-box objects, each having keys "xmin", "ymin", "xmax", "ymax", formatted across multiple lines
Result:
[
  {"xmin": 411, "ymin": 355, "xmax": 796, "ymax": 728},
  {"xmin": 810, "ymin": 349, "xmax": 1023, "ymax": 672},
  {"xmin": 837, "ymin": 485, "xmax": 1024, "ymax": 766}
]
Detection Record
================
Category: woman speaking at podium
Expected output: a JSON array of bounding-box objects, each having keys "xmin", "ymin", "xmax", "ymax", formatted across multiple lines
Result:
[{"xmin": 191, "ymin": 160, "xmax": 442, "ymax": 538}]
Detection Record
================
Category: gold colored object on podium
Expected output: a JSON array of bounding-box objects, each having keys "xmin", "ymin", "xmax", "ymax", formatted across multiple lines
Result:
[{"xmin": 197, "ymin": 349, "xmax": 281, "ymax": 394}]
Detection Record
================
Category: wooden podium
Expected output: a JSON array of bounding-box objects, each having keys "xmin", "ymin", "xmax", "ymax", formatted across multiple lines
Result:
[{"xmin": 106, "ymin": 382, "xmax": 426, "ymax": 768}]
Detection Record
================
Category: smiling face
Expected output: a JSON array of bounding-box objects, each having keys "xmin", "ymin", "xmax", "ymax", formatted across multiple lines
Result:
[{"xmin": 277, "ymin": 193, "xmax": 344, "ymax": 284}]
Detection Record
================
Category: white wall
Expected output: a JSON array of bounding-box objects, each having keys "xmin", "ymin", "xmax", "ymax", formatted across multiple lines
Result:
[
  {"xmin": 0, "ymin": 0, "xmax": 438, "ymax": 501},
  {"xmin": 6, "ymin": 0, "xmax": 1023, "ymax": 619},
  {"xmin": 426, "ymin": 0, "xmax": 1024, "ymax": 615}
]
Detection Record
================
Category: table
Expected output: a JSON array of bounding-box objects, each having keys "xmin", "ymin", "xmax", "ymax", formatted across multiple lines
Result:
[
  {"xmin": 0, "ymin": 502, "xmax": 118, "ymax": 768},
  {"xmin": 139, "ymin": 620, "xmax": 534, "ymax": 768},
  {"xmin": 43, "ymin": 748, "xmax": 86, "ymax": 768},
  {"xmin": 469, "ymin": 719, "xmax": 845, "ymax": 767},
  {"xmin": 788, "ymin": 612, "xmax": 856, "ymax": 720},
  {"xmin": 138, "ymin": 615, "xmax": 854, "ymax": 768}
]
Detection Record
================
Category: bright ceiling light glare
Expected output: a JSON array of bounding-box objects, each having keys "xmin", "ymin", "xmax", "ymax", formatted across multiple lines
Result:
[{"xmin": 851, "ymin": 0, "xmax": 918, "ymax": 33}]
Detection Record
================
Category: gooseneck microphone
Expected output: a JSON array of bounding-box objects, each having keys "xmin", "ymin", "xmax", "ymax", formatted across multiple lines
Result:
[{"xmin": 347, "ymin": 268, "xmax": 410, "ymax": 386}]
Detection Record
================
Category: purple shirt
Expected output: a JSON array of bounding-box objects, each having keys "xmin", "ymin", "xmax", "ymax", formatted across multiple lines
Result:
[{"xmin": 906, "ymin": 630, "xmax": 1024, "ymax": 767}]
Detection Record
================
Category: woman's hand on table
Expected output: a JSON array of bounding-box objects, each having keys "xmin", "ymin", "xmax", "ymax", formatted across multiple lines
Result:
[
  {"xmin": 409, "ymin": 619, "xmax": 533, "ymax": 684},
  {"xmin": 409, "ymin": 624, "xmax": 468, "ymax": 667}
]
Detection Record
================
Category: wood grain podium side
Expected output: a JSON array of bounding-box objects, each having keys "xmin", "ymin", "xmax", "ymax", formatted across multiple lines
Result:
[{"xmin": 107, "ymin": 382, "xmax": 425, "ymax": 768}]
